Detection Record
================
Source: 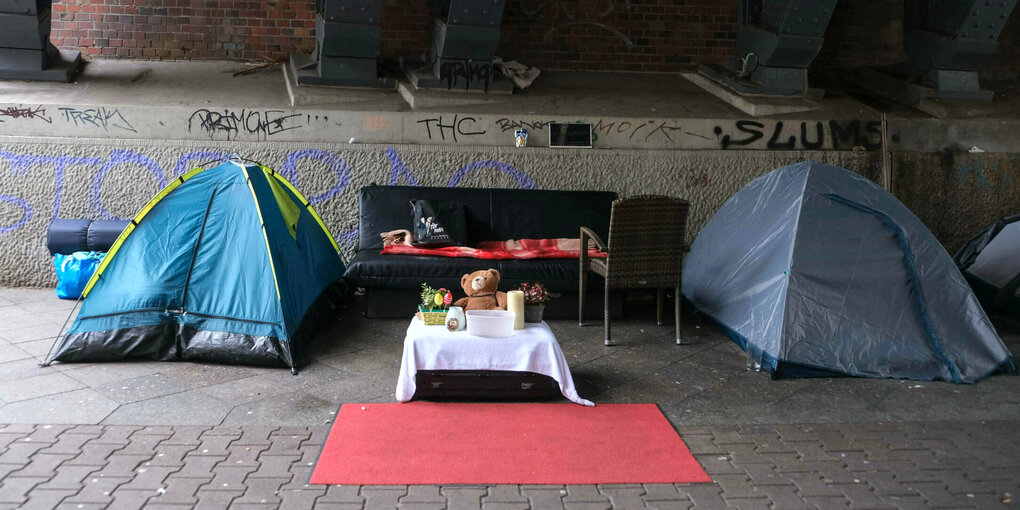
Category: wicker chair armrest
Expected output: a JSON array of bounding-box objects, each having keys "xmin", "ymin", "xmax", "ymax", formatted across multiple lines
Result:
[{"xmin": 579, "ymin": 226, "xmax": 607, "ymax": 253}]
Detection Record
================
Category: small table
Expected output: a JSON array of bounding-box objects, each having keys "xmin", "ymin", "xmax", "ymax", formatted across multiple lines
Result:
[{"xmin": 396, "ymin": 317, "xmax": 594, "ymax": 406}]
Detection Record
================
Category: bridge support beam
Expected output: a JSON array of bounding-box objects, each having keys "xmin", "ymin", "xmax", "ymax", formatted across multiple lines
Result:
[
  {"xmin": 289, "ymin": 0, "xmax": 394, "ymax": 89},
  {"xmin": 0, "ymin": 0, "xmax": 81, "ymax": 82},
  {"xmin": 403, "ymin": 0, "xmax": 513, "ymax": 93}
]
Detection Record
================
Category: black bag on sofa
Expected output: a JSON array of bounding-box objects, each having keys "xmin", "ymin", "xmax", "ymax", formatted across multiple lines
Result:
[{"xmin": 410, "ymin": 199, "xmax": 466, "ymax": 247}]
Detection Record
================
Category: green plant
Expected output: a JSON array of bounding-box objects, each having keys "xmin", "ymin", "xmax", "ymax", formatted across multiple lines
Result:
[{"xmin": 419, "ymin": 283, "xmax": 452, "ymax": 310}]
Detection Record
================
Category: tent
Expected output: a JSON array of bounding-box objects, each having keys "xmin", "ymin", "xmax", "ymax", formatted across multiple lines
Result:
[
  {"xmin": 45, "ymin": 161, "xmax": 346, "ymax": 373},
  {"xmin": 681, "ymin": 161, "xmax": 1013, "ymax": 383},
  {"xmin": 954, "ymin": 213, "xmax": 1020, "ymax": 320}
]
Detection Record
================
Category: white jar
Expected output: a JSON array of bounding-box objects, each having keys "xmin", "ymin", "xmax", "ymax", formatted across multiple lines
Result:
[{"xmin": 445, "ymin": 306, "xmax": 466, "ymax": 332}]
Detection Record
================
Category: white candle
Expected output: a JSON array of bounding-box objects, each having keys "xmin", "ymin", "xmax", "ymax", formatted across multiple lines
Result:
[{"xmin": 507, "ymin": 290, "xmax": 525, "ymax": 330}]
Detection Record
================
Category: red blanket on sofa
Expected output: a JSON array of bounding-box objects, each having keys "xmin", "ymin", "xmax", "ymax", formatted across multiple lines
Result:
[{"xmin": 381, "ymin": 239, "xmax": 607, "ymax": 260}]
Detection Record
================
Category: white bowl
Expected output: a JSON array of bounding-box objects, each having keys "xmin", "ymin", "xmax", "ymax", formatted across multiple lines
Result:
[{"xmin": 466, "ymin": 310, "xmax": 515, "ymax": 338}]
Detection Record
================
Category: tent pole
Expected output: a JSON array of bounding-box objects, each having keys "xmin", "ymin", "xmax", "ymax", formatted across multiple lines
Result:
[
  {"xmin": 40, "ymin": 291, "xmax": 85, "ymax": 367},
  {"xmin": 180, "ymin": 190, "xmax": 218, "ymax": 310},
  {"xmin": 881, "ymin": 112, "xmax": 892, "ymax": 192}
]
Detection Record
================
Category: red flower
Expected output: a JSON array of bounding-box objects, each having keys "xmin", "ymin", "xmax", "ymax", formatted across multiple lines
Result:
[{"xmin": 517, "ymin": 282, "xmax": 551, "ymax": 305}]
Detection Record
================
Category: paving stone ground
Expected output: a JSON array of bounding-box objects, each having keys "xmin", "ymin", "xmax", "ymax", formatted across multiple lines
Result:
[
  {"xmin": 1, "ymin": 421, "xmax": 1018, "ymax": 509},
  {"xmin": 1, "ymin": 287, "xmax": 1019, "ymax": 509}
]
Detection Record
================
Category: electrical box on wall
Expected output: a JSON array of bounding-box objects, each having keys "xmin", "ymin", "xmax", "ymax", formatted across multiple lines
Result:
[{"xmin": 548, "ymin": 123, "xmax": 593, "ymax": 148}]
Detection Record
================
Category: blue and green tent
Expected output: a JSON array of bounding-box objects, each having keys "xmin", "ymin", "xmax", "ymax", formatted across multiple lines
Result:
[{"xmin": 46, "ymin": 161, "xmax": 346, "ymax": 373}]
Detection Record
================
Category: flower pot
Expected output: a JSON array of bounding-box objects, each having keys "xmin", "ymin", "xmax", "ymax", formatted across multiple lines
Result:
[{"xmin": 523, "ymin": 304, "xmax": 545, "ymax": 323}]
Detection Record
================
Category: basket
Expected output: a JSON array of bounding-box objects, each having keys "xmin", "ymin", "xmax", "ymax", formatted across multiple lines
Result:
[{"xmin": 418, "ymin": 306, "xmax": 448, "ymax": 326}]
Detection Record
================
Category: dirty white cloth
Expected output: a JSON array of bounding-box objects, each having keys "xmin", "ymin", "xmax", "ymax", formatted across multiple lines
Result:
[
  {"xmin": 396, "ymin": 318, "xmax": 593, "ymax": 406},
  {"xmin": 493, "ymin": 57, "xmax": 540, "ymax": 89}
]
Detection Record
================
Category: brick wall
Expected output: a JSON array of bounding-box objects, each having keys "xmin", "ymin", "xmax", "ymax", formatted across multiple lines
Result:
[
  {"xmin": 813, "ymin": 0, "xmax": 906, "ymax": 70},
  {"xmin": 50, "ymin": 0, "xmax": 737, "ymax": 71},
  {"xmin": 51, "ymin": 0, "xmax": 317, "ymax": 60},
  {"xmin": 378, "ymin": 1, "xmax": 429, "ymax": 62},
  {"xmin": 45, "ymin": 0, "xmax": 1020, "ymax": 77},
  {"xmin": 497, "ymin": 0, "xmax": 737, "ymax": 72}
]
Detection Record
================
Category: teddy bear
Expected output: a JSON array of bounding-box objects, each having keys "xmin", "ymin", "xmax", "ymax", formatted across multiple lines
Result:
[{"xmin": 453, "ymin": 269, "xmax": 508, "ymax": 311}]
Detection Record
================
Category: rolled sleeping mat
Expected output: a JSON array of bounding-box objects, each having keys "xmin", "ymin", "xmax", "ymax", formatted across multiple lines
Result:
[
  {"xmin": 46, "ymin": 219, "xmax": 90, "ymax": 255},
  {"xmin": 47, "ymin": 219, "xmax": 130, "ymax": 255},
  {"xmin": 87, "ymin": 220, "xmax": 129, "ymax": 253}
]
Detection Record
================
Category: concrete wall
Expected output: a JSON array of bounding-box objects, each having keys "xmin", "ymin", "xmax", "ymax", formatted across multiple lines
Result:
[
  {"xmin": 894, "ymin": 152, "xmax": 1020, "ymax": 253},
  {"xmin": 0, "ymin": 136, "xmax": 882, "ymax": 287}
]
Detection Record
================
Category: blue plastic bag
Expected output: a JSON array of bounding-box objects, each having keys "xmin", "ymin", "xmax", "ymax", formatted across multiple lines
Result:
[{"xmin": 54, "ymin": 251, "xmax": 105, "ymax": 300}]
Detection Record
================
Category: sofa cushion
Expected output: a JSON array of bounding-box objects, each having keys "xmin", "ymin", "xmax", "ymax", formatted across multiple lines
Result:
[
  {"xmin": 359, "ymin": 186, "xmax": 493, "ymax": 251},
  {"xmin": 494, "ymin": 259, "xmax": 583, "ymax": 292},
  {"xmin": 357, "ymin": 186, "xmax": 618, "ymax": 251},
  {"xmin": 345, "ymin": 251, "xmax": 585, "ymax": 293},
  {"xmin": 346, "ymin": 251, "xmax": 498, "ymax": 290},
  {"xmin": 488, "ymin": 188, "xmax": 616, "ymax": 241}
]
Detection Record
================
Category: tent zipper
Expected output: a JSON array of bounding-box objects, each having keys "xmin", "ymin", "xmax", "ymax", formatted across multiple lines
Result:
[
  {"xmin": 178, "ymin": 310, "xmax": 278, "ymax": 326},
  {"xmin": 78, "ymin": 308, "xmax": 277, "ymax": 327},
  {"xmin": 77, "ymin": 308, "xmax": 166, "ymax": 321}
]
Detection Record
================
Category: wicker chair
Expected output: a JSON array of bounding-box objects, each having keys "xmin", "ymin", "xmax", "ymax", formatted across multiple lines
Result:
[{"xmin": 579, "ymin": 195, "xmax": 691, "ymax": 346}]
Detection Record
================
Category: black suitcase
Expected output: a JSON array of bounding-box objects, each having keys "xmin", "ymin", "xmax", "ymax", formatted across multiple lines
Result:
[{"xmin": 413, "ymin": 370, "xmax": 561, "ymax": 401}]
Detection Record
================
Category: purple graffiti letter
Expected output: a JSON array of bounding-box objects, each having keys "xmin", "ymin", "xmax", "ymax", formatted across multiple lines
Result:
[
  {"xmin": 448, "ymin": 160, "xmax": 536, "ymax": 189},
  {"xmin": 280, "ymin": 149, "xmax": 351, "ymax": 204},
  {"xmin": 0, "ymin": 194, "xmax": 33, "ymax": 234},
  {"xmin": 386, "ymin": 146, "xmax": 420, "ymax": 186},
  {"xmin": 92, "ymin": 150, "xmax": 168, "ymax": 220}
]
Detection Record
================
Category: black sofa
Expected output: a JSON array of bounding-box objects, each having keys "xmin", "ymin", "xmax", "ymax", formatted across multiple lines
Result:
[{"xmin": 344, "ymin": 185, "xmax": 622, "ymax": 319}]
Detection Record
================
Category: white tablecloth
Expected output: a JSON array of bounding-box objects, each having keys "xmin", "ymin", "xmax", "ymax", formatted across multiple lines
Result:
[{"xmin": 396, "ymin": 318, "xmax": 594, "ymax": 406}]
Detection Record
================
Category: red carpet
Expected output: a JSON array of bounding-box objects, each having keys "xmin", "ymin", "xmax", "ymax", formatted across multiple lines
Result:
[{"xmin": 310, "ymin": 402, "xmax": 711, "ymax": 485}]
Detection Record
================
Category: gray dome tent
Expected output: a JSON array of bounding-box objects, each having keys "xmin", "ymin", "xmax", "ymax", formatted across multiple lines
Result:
[
  {"xmin": 681, "ymin": 161, "xmax": 1013, "ymax": 383},
  {"xmin": 955, "ymin": 213, "xmax": 1020, "ymax": 320}
]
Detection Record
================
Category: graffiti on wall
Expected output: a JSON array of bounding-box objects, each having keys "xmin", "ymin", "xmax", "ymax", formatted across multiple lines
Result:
[
  {"xmin": 712, "ymin": 120, "xmax": 883, "ymax": 151},
  {"xmin": 0, "ymin": 147, "xmax": 533, "ymax": 248},
  {"xmin": 495, "ymin": 118, "xmax": 552, "ymax": 133},
  {"xmin": 187, "ymin": 109, "xmax": 312, "ymax": 141},
  {"xmin": 417, "ymin": 115, "xmax": 487, "ymax": 142},
  {"xmin": 956, "ymin": 159, "xmax": 1016, "ymax": 189},
  {"xmin": 0, "ymin": 105, "xmax": 53, "ymax": 124},
  {"xmin": 59, "ymin": 107, "xmax": 137, "ymax": 133},
  {"xmin": 494, "ymin": 117, "xmax": 687, "ymax": 144},
  {"xmin": 593, "ymin": 119, "xmax": 684, "ymax": 143},
  {"xmin": 438, "ymin": 61, "xmax": 492, "ymax": 91}
]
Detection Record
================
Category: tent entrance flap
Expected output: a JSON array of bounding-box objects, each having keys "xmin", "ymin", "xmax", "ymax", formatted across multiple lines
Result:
[
  {"xmin": 264, "ymin": 167, "xmax": 301, "ymax": 240},
  {"xmin": 822, "ymin": 193, "xmax": 963, "ymax": 383}
]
